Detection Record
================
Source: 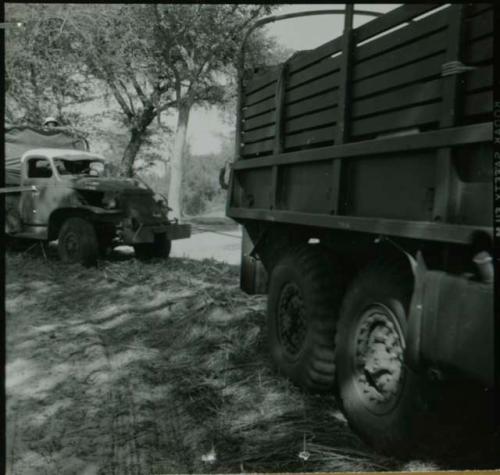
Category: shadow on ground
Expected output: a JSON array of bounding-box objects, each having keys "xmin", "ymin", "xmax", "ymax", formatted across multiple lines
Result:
[{"xmin": 5, "ymin": 247, "xmax": 498, "ymax": 474}]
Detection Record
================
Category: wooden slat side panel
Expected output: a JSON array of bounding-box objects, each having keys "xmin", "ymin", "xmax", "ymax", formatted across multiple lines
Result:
[
  {"xmin": 466, "ymin": 3, "xmax": 492, "ymax": 17},
  {"xmin": 242, "ymin": 139, "xmax": 274, "ymax": 157},
  {"xmin": 465, "ymin": 7, "xmax": 493, "ymax": 41},
  {"xmin": 355, "ymin": 4, "xmax": 438, "ymax": 43},
  {"xmin": 464, "ymin": 35, "xmax": 493, "ymax": 65},
  {"xmin": 356, "ymin": 8, "xmax": 448, "ymax": 63},
  {"xmin": 284, "ymin": 125, "xmax": 335, "ymax": 150},
  {"xmin": 244, "ymin": 83, "xmax": 276, "ymax": 107},
  {"xmin": 243, "ymin": 111, "xmax": 275, "ymax": 132},
  {"xmin": 286, "ymin": 72, "xmax": 340, "ymax": 104},
  {"xmin": 353, "ymin": 29, "xmax": 447, "ymax": 81},
  {"xmin": 351, "ymin": 102, "xmax": 441, "ymax": 137},
  {"xmin": 233, "ymin": 123, "xmax": 492, "ymax": 170},
  {"xmin": 243, "ymin": 66, "xmax": 280, "ymax": 94},
  {"xmin": 352, "ymin": 53, "xmax": 444, "ymax": 99},
  {"xmin": 287, "ymin": 36, "xmax": 343, "ymax": 74},
  {"xmin": 285, "ymin": 108, "xmax": 337, "ymax": 134},
  {"xmin": 287, "ymin": 55, "xmax": 341, "ymax": 90},
  {"xmin": 242, "ymin": 125, "xmax": 276, "ymax": 144},
  {"xmin": 464, "ymin": 91, "xmax": 493, "ymax": 117},
  {"xmin": 243, "ymin": 97, "xmax": 275, "ymax": 120},
  {"xmin": 285, "ymin": 90, "xmax": 338, "ymax": 119},
  {"xmin": 464, "ymin": 65, "xmax": 493, "ymax": 93},
  {"xmin": 352, "ymin": 79, "xmax": 442, "ymax": 119}
]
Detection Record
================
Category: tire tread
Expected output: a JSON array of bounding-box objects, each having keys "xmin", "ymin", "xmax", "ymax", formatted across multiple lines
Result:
[{"xmin": 268, "ymin": 244, "xmax": 344, "ymax": 391}]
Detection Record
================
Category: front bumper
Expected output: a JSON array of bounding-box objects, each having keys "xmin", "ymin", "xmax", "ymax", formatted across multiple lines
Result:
[{"xmin": 121, "ymin": 222, "xmax": 191, "ymax": 244}]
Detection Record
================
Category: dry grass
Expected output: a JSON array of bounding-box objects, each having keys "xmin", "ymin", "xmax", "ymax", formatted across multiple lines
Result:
[{"xmin": 7, "ymin": 243, "xmax": 488, "ymax": 474}]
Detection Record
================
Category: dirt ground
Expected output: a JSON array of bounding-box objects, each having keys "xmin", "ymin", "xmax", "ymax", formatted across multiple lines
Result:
[{"xmin": 5, "ymin": 236, "xmax": 497, "ymax": 474}]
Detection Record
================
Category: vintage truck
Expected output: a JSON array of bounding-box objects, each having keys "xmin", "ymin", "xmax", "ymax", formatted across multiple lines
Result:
[
  {"xmin": 4, "ymin": 125, "xmax": 191, "ymax": 265},
  {"xmin": 226, "ymin": 4, "xmax": 494, "ymax": 453}
]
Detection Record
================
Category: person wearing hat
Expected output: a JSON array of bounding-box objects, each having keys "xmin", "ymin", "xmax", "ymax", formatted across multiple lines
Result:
[{"xmin": 43, "ymin": 117, "xmax": 60, "ymax": 128}]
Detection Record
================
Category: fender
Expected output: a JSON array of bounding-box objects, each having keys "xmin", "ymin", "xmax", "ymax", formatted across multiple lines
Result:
[
  {"xmin": 48, "ymin": 206, "xmax": 124, "ymax": 240},
  {"xmin": 406, "ymin": 252, "xmax": 493, "ymax": 387}
]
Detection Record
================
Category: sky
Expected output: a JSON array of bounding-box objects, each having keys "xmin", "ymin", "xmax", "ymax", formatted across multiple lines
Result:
[{"xmin": 187, "ymin": 4, "xmax": 400, "ymax": 155}]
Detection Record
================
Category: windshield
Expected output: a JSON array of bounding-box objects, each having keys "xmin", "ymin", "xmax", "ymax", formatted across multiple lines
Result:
[{"xmin": 54, "ymin": 158, "xmax": 105, "ymax": 177}]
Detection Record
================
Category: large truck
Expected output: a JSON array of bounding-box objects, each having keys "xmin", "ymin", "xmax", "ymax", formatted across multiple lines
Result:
[
  {"xmin": 4, "ymin": 125, "xmax": 190, "ymax": 265},
  {"xmin": 226, "ymin": 4, "xmax": 494, "ymax": 452}
]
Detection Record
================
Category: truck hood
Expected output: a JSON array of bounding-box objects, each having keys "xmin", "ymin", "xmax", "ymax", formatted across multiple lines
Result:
[{"xmin": 66, "ymin": 176, "xmax": 151, "ymax": 194}]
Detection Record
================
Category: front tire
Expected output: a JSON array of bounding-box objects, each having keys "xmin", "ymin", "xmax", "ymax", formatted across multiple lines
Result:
[
  {"xmin": 335, "ymin": 259, "xmax": 424, "ymax": 455},
  {"xmin": 133, "ymin": 233, "xmax": 171, "ymax": 260},
  {"xmin": 267, "ymin": 245, "xmax": 343, "ymax": 392},
  {"xmin": 58, "ymin": 217, "xmax": 99, "ymax": 266}
]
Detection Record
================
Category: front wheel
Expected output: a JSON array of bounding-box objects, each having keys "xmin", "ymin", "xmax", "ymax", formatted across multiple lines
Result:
[
  {"xmin": 133, "ymin": 233, "xmax": 171, "ymax": 260},
  {"xmin": 335, "ymin": 260, "xmax": 424, "ymax": 455},
  {"xmin": 58, "ymin": 217, "xmax": 99, "ymax": 266}
]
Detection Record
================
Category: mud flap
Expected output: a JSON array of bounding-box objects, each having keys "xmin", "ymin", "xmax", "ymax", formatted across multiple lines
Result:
[
  {"xmin": 240, "ymin": 228, "xmax": 268, "ymax": 295},
  {"xmin": 407, "ymin": 253, "xmax": 493, "ymax": 387}
]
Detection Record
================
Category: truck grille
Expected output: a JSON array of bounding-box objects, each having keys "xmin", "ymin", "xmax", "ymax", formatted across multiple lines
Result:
[{"xmin": 120, "ymin": 194, "xmax": 163, "ymax": 225}]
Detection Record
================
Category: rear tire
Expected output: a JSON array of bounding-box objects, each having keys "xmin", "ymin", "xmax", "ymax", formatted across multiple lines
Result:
[
  {"xmin": 134, "ymin": 233, "xmax": 171, "ymax": 260},
  {"xmin": 58, "ymin": 217, "xmax": 99, "ymax": 266},
  {"xmin": 267, "ymin": 245, "xmax": 343, "ymax": 392},
  {"xmin": 335, "ymin": 259, "xmax": 424, "ymax": 455}
]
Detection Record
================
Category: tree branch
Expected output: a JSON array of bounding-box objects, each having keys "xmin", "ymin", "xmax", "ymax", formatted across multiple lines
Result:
[
  {"xmin": 105, "ymin": 73, "xmax": 134, "ymax": 120},
  {"xmin": 156, "ymin": 100, "xmax": 176, "ymax": 113},
  {"xmin": 129, "ymin": 71, "xmax": 150, "ymax": 107},
  {"xmin": 118, "ymin": 79, "xmax": 136, "ymax": 115}
]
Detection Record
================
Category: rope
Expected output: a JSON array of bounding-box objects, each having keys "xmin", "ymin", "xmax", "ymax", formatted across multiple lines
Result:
[{"xmin": 189, "ymin": 224, "xmax": 242, "ymax": 240}]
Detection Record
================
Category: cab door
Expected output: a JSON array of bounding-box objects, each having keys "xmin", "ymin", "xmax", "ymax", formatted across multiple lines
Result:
[{"xmin": 20, "ymin": 156, "xmax": 56, "ymax": 226}]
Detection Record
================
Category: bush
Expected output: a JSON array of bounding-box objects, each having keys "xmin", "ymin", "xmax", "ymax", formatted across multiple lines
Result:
[{"xmin": 181, "ymin": 138, "xmax": 232, "ymax": 216}]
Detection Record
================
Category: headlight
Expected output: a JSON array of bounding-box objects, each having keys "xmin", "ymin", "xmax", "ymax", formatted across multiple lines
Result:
[
  {"xmin": 102, "ymin": 192, "xmax": 118, "ymax": 209},
  {"xmin": 154, "ymin": 193, "xmax": 170, "ymax": 211},
  {"xmin": 153, "ymin": 201, "xmax": 167, "ymax": 218}
]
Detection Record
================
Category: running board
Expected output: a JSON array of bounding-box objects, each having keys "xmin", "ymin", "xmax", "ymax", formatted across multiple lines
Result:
[{"xmin": 8, "ymin": 226, "xmax": 48, "ymax": 240}]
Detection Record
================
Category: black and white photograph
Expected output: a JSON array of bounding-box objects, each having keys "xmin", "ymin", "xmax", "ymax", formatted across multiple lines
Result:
[{"xmin": 3, "ymin": 3, "xmax": 498, "ymax": 474}]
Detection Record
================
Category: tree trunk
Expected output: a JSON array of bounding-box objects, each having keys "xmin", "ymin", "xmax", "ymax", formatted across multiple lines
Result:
[
  {"xmin": 120, "ymin": 106, "xmax": 156, "ymax": 177},
  {"xmin": 168, "ymin": 102, "xmax": 191, "ymax": 219},
  {"xmin": 121, "ymin": 129, "xmax": 144, "ymax": 177}
]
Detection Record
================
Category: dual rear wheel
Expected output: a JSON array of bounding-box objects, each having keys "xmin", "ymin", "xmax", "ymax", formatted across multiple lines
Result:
[
  {"xmin": 267, "ymin": 246, "xmax": 342, "ymax": 391},
  {"xmin": 267, "ymin": 246, "xmax": 422, "ymax": 453}
]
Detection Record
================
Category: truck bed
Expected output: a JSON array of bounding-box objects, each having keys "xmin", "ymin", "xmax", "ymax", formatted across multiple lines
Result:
[{"xmin": 228, "ymin": 4, "xmax": 493, "ymax": 244}]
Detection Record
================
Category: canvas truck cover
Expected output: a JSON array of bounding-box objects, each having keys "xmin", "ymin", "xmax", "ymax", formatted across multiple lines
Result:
[{"xmin": 5, "ymin": 126, "xmax": 89, "ymax": 185}]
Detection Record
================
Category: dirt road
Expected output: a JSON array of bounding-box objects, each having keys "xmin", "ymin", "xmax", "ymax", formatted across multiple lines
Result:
[{"xmin": 171, "ymin": 228, "xmax": 242, "ymax": 265}]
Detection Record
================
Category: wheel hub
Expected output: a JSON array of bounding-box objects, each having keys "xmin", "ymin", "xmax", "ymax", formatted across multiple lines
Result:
[
  {"xmin": 353, "ymin": 304, "xmax": 405, "ymax": 413},
  {"xmin": 64, "ymin": 233, "xmax": 80, "ymax": 257},
  {"xmin": 277, "ymin": 282, "xmax": 306, "ymax": 357}
]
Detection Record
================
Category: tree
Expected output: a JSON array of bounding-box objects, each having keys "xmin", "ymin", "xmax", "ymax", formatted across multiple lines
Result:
[
  {"xmin": 59, "ymin": 5, "xmax": 178, "ymax": 177},
  {"xmin": 5, "ymin": 4, "xmax": 93, "ymax": 125},
  {"xmin": 146, "ymin": 4, "xmax": 280, "ymax": 218},
  {"xmin": 5, "ymin": 4, "xmax": 175, "ymax": 175},
  {"xmin": 6, "ymin": 4, "xmax": 281, "ymax": 211},
  {"xmin": 182, "ymin": 136, "xmax": 234, "ymax": 216}
]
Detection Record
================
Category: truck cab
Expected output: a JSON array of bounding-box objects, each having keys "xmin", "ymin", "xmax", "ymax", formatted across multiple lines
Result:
[
  {"xmin": 16, "ymin": 149, "xmax": 107, "ymax": 231},
  {"xmin": 5, "ymin": 127, "xmax": 191, "ymax": 265}
]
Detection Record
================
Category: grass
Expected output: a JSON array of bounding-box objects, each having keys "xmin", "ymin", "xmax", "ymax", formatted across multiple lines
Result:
[{"xmin": 7, "ymin": 242, "xmax": 491, "ymax": 474}]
